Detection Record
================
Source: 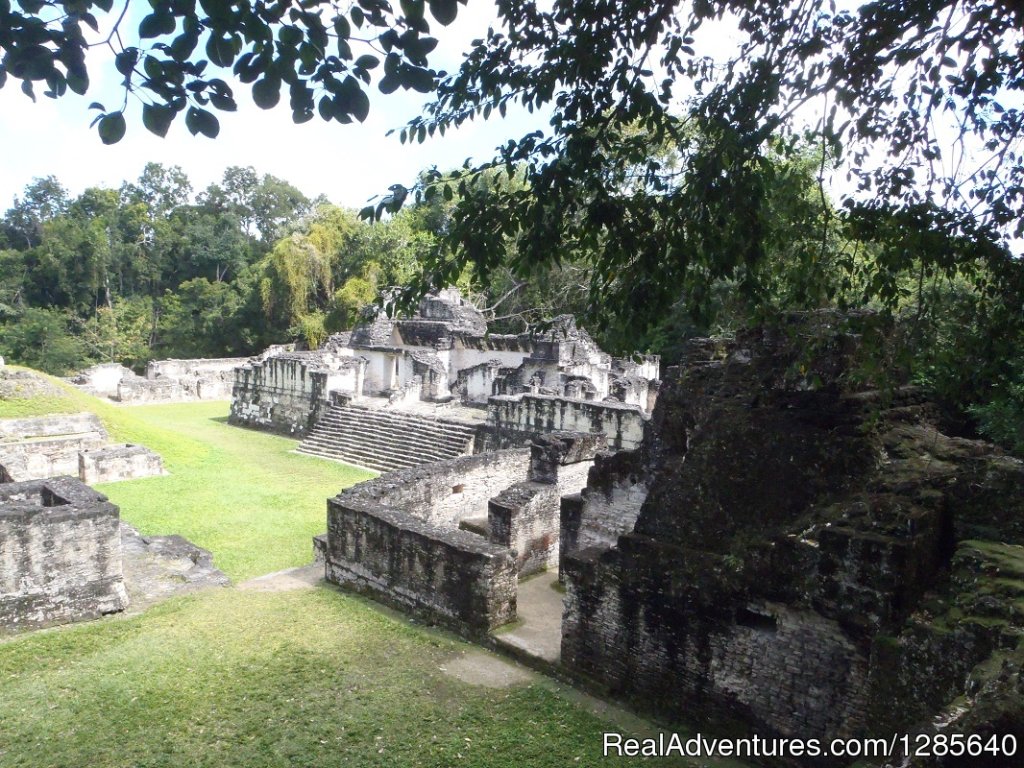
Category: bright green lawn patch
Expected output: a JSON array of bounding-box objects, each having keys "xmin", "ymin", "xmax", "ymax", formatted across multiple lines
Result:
[
  {"xmin": 96, "ymin": 401, "xmax": 373, "ymax": 580},
  {"xmin": 0, "ymin": 369, "xmax": 373, "ymax": 580}
]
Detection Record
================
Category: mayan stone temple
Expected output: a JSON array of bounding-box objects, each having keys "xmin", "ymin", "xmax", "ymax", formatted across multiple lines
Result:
[{"xmin": 229, "ymin": 288, "xmax": 660, "ymax": 471}]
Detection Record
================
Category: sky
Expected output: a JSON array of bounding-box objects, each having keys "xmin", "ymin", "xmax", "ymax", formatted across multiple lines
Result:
[{"xmin": 0, "ymin": 2, "xmax": 547, "ymax": 211}]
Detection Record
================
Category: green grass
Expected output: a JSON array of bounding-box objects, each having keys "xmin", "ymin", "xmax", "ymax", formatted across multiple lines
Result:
[
  {"xmin": 96, "ymin": 401, "xmax": 373, "ymax": 581},
  {"xmin": 0, "ymin": 587, "xmax": 729, "ymax": 768},
  {"xmin": 0, "ymin": 369, "xmax": 373, "ymax": 580}
]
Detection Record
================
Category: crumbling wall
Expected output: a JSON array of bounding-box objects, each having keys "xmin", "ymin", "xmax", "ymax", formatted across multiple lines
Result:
[
  {"xmin": 338, "ymin": 449, "xmax": 531, "ymax": 528},
  {"xmin": 0, "ymin": 477, "xmax": 128, "ymax": 632},
  {"xmin": 325, "ymin": 500, "xmax": 517, "ymax": 633},
  {"xmin": 0, "ymin": 414, "xmax": 108, "ymax": 482},
  {"xmin": 230, "ymin": 354, "xmax": 334, "ymax": 435},
  {"xmin": 560, "ymin": 448, "xmax": 648, "ymax": 563},
  {"xmin": 323, "ymin": 451, "xmax": 531, "ymax": 633},
  {"xmin": 488, "ymin": 394, "xmax": 648, "ymax": 451},
  {"xmin": 79, "ymin": 445, "xmax": 164, "ymax": 484},
  {"xmin": 487, "ymin": 433, "xmax": 603, "ymax": 576},
  {"xmin": 560, "ymin": 320, "xmax": 1024, "ymax": 750}
]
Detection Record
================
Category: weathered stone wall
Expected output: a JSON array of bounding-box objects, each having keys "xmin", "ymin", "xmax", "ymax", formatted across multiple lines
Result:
[
  {"xmin": 0, "ymin": 477, "xmax": 128, "ymax": 632},
  {"xmin": 325, "ymin": 488, "xmax": 520, "ymax": 634},
  {"xmin": 79, "ymin": 444, "xmax": 164, "ymax": 484},
  {"xmin": 339, "ymin": 449, "xmax": 531, "ymax": 528},
  {"xmin": 72, "ymin": 363, "xmax": 135, "ymax": 397},
  {"xmin": 229, "ymin": 355, "xmax": 333, "ymax": 435},
  {"xmin": 0, "ymin": 414, "xmax": 108, "ymax": 482},
  {"xmin": 485, "ymin": 434, "xmax": 600, "ymax": 576},
  {"xmin": 560, "ymin": 448, "xmax": 648, "ymax": 564},
  {"xmin": 559, "ymin": 320, "xmax": 1024, "ymax": 751},
  {"xmin": 487, "ymin": 394, "xmax": 648, "ymax": 451}
]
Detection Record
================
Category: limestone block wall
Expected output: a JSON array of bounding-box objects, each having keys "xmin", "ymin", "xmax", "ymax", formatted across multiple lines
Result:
[
  {"xmin": 560, "ymin": 449, "xmax": 649, "ymax": 563},
  {"xmin": 79, "ymin": 445, "xmax": 164, "ymax": 484},
  {"xmin": 561, "ymin": 543, "xmax": 872, "ymax": 740},
  {"xmin": 0, "ymin": 477, "xmax": 128, "ymax": 632},
  {"xmin": 229, "ymin": 355, "xmax": 333, "ymax": 435},
  {"xmin": 325, "ymin": 500, "xmax": 517, "ymax": 633},
  {"xmin": 117, "ymin": 376, "xmax": 183, "ymax": 403},
  {"xmin": 488, "ymin": 394, "xmax": 648, "ymax": 451},
  {"xmin": 486, "ymin": 434, "xmax": 600, "ymax": 577},
  {"xmin": 340, "ymin": 450, "xmax": 531, "ymax": 528},
  {"xmin": 0, "ymin": 414, "xmax": 108, "ymax": 482},
  {"xmin": 72, "ymin": 363, "xmax": 135, "ymax": 397}
]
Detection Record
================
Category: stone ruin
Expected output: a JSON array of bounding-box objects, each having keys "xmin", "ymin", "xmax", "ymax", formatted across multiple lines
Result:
[
  {"xmin": 316, "ymin": 314, "xmax": 1024, "ymax": 761},
  {"xmin": 0, "ymin": 476, "xmax": 128, "ymax": 631},
  {"xmin": 0, "ymin": 475, "xmax": 229, "ymax": 634},
  {"xmin": 73, "ymin": 357, "xmax": 245, "ymax": 403},
  {"xmin": 0, "ymin": 413, "xmax": 164, "ymax": 485},
  {"xmin": 316, "ymin": 432, "xmax": 603, "ymax": 634},
  {"xmin": 231, "ymin": 289, "xmax": 659, "ymax": 471}
]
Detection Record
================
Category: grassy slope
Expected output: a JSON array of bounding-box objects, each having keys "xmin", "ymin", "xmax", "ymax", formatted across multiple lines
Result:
[{"xmin": 0, "ymin": 370, "xmax": 748, "ymax": 768}]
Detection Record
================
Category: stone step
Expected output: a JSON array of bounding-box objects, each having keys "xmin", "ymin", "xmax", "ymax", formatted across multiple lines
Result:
[
  {"xmin": 296, "ymin": 445, "xmax": 416, "ymax": 472},
  {"xmin": 316, "ymin": 414, "xmax": 477, "ymax": 444},
  {"xmin": 298, "ymin": 440, "xmax": 450, "ymax": 470},
  {"xmin": 299, "ymin": 438, "xmax": 452, "ymax": 467},
  {"xmin": 310, "ymin": 424, "xmax": 471, "ymax": 454},
  {"xmin": 296, "ymin": 403, "xmax": 477, "ymax": 471}
]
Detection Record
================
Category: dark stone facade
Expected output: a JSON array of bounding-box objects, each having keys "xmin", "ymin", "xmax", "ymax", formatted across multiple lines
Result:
[{"xmin": 560, "ymin": 318, "xmax": 1024, "ymax": 757}]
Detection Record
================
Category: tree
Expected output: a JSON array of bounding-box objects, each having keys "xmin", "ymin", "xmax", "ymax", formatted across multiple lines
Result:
[
  {"xmin": 2, "ymin": 176, "xmax": 69, "ymax": 249},
  {"xmin": 4, "ymin": 1, "xmax": 1021, "ymax": 341},
  {"xmin": 120, "ymin": 163, "xmax": 193, "ymax": 217}
]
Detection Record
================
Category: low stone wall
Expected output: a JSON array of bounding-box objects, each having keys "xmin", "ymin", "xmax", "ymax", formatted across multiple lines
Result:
[
  {"xmin": 335, "ymin": 449, "xmax": 531, "ymax": 528},
  {"xmin": 79, "ymin": 445, "xmax": 165, "ymax": 484},
  {"xmin": 0, "ymin": 477, "xmax": 128, "ymax": 632},
  {"xmin": 0, "ymin": 414, "xmax": 108, "ymax": 482},
  {"xmin": 325, "ymin": 500, "xmax": 517, "ymax": 634},
  {"xmin": 487, "ymin": 394, "xmax": 647, "ymax": 451}
]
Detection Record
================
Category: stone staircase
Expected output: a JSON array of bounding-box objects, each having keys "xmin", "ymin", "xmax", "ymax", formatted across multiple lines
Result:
[{"xmin": 295, "ymin": 404, "xmax": 479, "ymax": 472}]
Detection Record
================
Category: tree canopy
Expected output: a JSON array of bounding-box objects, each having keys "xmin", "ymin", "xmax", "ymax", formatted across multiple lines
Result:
[
  {"xmin": 3, "ymin": 1, "xmax": 1024, "ymax": 447},
  {"xmin": 3, "ymin": 2, "xmax": 1022, "ymax": 329}
]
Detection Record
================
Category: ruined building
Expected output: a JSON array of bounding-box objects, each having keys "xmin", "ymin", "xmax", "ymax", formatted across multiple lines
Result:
[
  {"xmin": 73, "ymin": 357, "xmax": 244, "ymax": 403},
  {"xmin": 317, "ymin": 315, "xmax": 1024, "ymax": 761},
  {"xmin": 0, "ymin": 477, "xmax": 129, "ymax": 632},
  {"xmin": 231, "ymin": 289, "xmax": 659, "ymax": 471},
  {"xmin": 0, "ymin": 413, "xmax": 164, "ymax": 485}
]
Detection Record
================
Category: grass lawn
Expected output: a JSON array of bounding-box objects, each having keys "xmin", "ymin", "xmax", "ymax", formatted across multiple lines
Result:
[
  {"xmin": 0, "ymin": 370, "xmax": 749, "ymax": 768},
  {"xmin": 0, "ymin": 369, "xmax": 373, "ymax": 580},
  {"xmin": 96, "ymin": 401, "xmax": 374, "ymax": 581}
]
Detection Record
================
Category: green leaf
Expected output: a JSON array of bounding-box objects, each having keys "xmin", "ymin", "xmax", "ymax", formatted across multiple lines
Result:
[
  {"xmin": 209, "ymin": 91, "xmax": 237, "ymax": 111},
  {"xmin": 185, "ymin": 106, "xmax": 220, "ymax": 138},
  {"xmin": 206, "ymin": 35, "xmax": 236, "ymax": 68},
  {"xmin": 114, "ymin": 49, "xmax": 139, "ymax": 77},
  {"xmin": 139, "ymin": 12, "xmax": 176, "ymax": 39},
  {"xmin": 279, "ymin": 26, "xmax": 303, "ymax": 48},
  {"xmin": 355, "ymin": 54, "xmax": 379, "ymax": 70},
  {"xmin": 427, "ymin": 0, "xmax": 458, "ymax": 26},
  {"xmin": 142, "ymin": 103, "xmax": 175, "ymax": 137},
  {"xmin": 252, "ymin": 74, "xmax": 281, "ymax": 109},
  {"xmin": 97, "ymin": 111, "xmax": 127, "ymax": 144},
  {"xmin": 350, "ymin": 87, "xmax": 369, "ymax": 121},
  {"xmin": 378, "ymin": 74, "xmax": 399, "ymax": 94}
]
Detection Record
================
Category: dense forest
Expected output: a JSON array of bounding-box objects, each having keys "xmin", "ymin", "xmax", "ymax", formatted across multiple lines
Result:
[
  {"xmin": 0, "ymin": 163, "xmax": 433, "ymax": 372},
  {"xmin": 1, "ymin": 152, "xmax": 1022, "ymax": 455}
]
